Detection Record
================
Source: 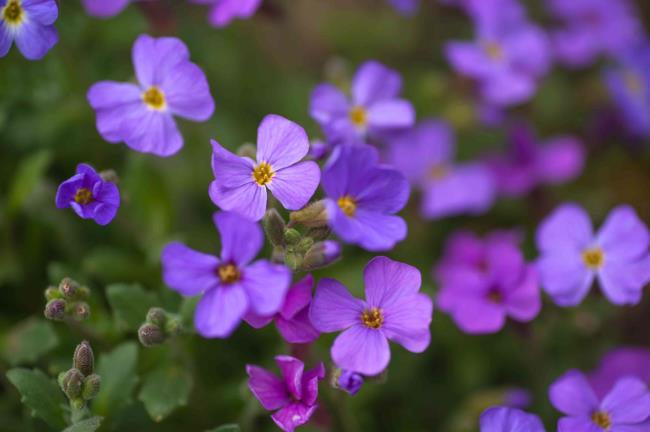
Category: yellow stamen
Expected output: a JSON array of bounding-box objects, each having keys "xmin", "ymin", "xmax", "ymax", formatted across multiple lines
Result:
[
  {"xmin": 74, "ymin": 188, "xmax": 93, "ymax": 205},
  {"xmin": 349, "ymin": 106, "xmax": 368, "ymax": 129},
  {"xmin": 337, "ymin": 195, "xmax": 357, "ymax": 217},
  {"xmin": 361, "ymin": 307, "xmax": 383, "ymax": 329},
  {"xmin": 582, "ymin": 247, "xmax": 605, "ymax": 270},
  {"xmin": 430, "ymin": 164, "xmax": 449, "ymax": 180},
  {"xmin": 217, "ymin": 264, "xmax": 240, "ymax": 284},
  {"xmin": 142, "ymin": 86, "xmax": 167, "ymax": 111},
  {"xmin": 591, "ymin": 411, "xmax": 612, "ymax": 430},
  {"xmin": 487, "ymin": 290, "xmax": 503, "ymax": 304},
  {"xmin": 2, "ymin": 0, "xmax": 23, "ymax": 26},
  {"xmin": 252, "ymin": 162, "xmax": 275, "ymax": 186},
  {"xmin": 624, "ymin": 70, "xmax": 644, "ymax": 95},
  {"xmin": 483, "ymin": 41, "xmax": 503, "ymax": 61}
]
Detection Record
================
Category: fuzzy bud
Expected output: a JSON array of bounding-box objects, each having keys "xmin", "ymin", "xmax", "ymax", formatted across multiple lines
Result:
[
  {"xmin": 263, "ymin": 208, "xmax": 286, "ymax": 247},
  {"xmin": 284, "ymin": 252, "xmax": 303, "ymax": 271},
  {"xmin": 302, "ymin": 241, "xmax": 341, "ymax": 270},
  {"xmin": 71, "ymin": 398, "xmax": 85, "ymax": 410},
  {"xmin": 237, "ymin": 143, "xmax": 257, "ymax": 159},
  {"xmin": 289, "ymin": 200, "xmax": 328, "ymax": 228},
  {"xmin": 73, "ymin": 341, "xmax": 94, "ymax": 376},
  {"xmin": 306, "ymin": 226, "xmax": 331, "ymax": 241},
  {"xmin": 283, "ymin": 228, "xmax": 301, "ymax": 245},
  {"xmin": 146, "ymin": 307, "xmax": 167, "ymax": 327},
  {"xmin": 164, "ymin": 316, "xmax": 183, "ymax": 337},
  {"xmin": 99, "ymin": 169, "xmax": 119, "ymax": 184},
  {"xmin": 59, "ymin": 368, "xmax": 84, "ymax": 400},
  {"xmin": 58, "ymin": 277, "xmax": 80, "ymax": 299},
  {"xmin": 295, "ymin": 236, "xmax": 315, "ymax": 253},
  {"xmin": 138, "ymin": 323, "xmax": 166, "ymax": 347},
  {"xmin": 271, "ymin": 245, "xmax": 286, "ymax": 263},
  {"xmin": 44, "ymin": 286, "xmax": 61, "ymax": 301},
  {"xmin": 44, "ymin": 299, "xmax": 67, "ymax": 321},
  {"xmin": 82, "ymin": 374, "xmax": 101, "ymax": 400},
  {"xmin": 72, "ymin": 302, "xmax": 90, "ymax": 321}
]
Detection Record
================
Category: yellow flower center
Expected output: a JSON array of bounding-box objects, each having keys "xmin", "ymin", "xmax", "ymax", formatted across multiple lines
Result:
[
  {"xmin": 591, "ymin": 411, "xmax": 612, "ymax": 430},
  {"xmin": 252, "ymin": 162, "xmax": 275, "ymax": 186},
  {"xmin": 361, "ymin": 307, "xmax": 383, "ymax": 329},
  {"xmin": 217, "ymin": 264, "xmax": 240, "ymax": 284},
  {"xmin": 487, "ymin": 290, "xmax": 503, "ymax": 304},
  {"xmin": 582, "ymin": 247, "xmax": 605, "ymax": 270},
  {"xmin": 337, "ymin": 195, "xmax": 357, "ymax": 217},
  {"xmin": 74, "ymin": 188, "xmax": 93, "ymax": 205},
  {"xmin": 430, "ymin": 164, "xmax": 450, "ymax": 180},
  {"xmin": 142, "ymin": 86, "xmax": 167, "ymax": 111},
  {"xmin": 2, "ymin": 0, "xmax": 23, "ymax": 25},
  {"xmin": 483, "ymin": 41, "xmax": 503, "ymax": 61},
  {"xmin": 349, "ymin": 106, "xmax": 368, "ymax": 129},
  {"xmin": 624, "ymin": 70, "xmax": 644, "ymax": 95}
]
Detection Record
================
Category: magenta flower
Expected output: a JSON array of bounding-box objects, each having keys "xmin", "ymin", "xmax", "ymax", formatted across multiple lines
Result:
[
  {"xmin": 246, "ymin": 356, "xmax": 325, "ymax": 432},
  {"xmin": 310, "ymin": 257, "xmax": 433, "ymax": 376},
  {"xmin": 387, "ymin": 120, "xmax": 495, "ymax": 219},
  {"xmin": 191, "ymin": 0, "xmax": 261, "ymax": 28},
  {"xmin": 81, "ymin": 0, "xmax": 131, "ymax": 18},
  {"xmin": 87, "ymin": 34, "xmax": 215, "ymax": 157},
  {"xmin": 310, "ymin": 61, "xmax": 415, "ymax": 145},
  {"xmin": 209, "ymin": 114, "xmax": 320, "ymax": 222},
  {"xmin": 322, "ymin": 144, "xmax": 409, "ymax": 251},
  {"xmin": 589, "ymin": 347, "xmax": 650, "ymax": 399},
  {"xmin": 549, "ymin": 369, "xmax": 650, "ymax": 431},
  {"xmin": 244, "ymin": 275, "xmax": 320, "ymax": 344},
  {"xmin": 161, "ymin": 211, "xmax": 291, "ymax": 338},
  {"xmin": 387, "ymin": 0, "xmax": 418, "ymax": 15},
  {"xmin": 0, "ymin": 0, "xmax": 58, "ymax": 60},
  {"xmin": 55, "ymin": 163, "xmax": 120, "ymax": 226},
  {"xmin": 337, "ymin": 370, "xmax": 363, "ymax": 396},
  {"xmin": 435, "ymin": 231, "xmax": 541, "ymax": 334},
  {"xmin": 480, "ymin": 407, "xmax": 545, "ymax": 432},
  {"xmin": 536, "ymin": 203, "xmax": 650, "ymax": 306},
  {"xmin": 486, "ymin": 124, "xmax": 585, "ymax": 197}
]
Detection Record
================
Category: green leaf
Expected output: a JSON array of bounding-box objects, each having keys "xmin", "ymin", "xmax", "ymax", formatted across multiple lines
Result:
[
  {"xmin": 62, "ymin": 416, "xmax": 103, "ymax": 432},
  {"xmin": 7, "ymin": 150, "xmax": 51, "ymax": 214},
  {"xmin": 106, "ymin": 284, "xmax": 158, "ymax": 331},
  {"xmin": 205, "ymin": 425, "xmax": 241, "ymax": 432},
  {"xmin": 6, "ymin": 368, "xmax": 66, "ymax": 429},
  {"xmin": 93, "ymin": 342, "xmax": 139, "ymax": 417},
  {"xmin": 138, "ymin": 363, "xmax": 192, "ymax": 422},
  {"xmin": 2, "ymin": 318, "xmax": 58, "ymax": 365}
]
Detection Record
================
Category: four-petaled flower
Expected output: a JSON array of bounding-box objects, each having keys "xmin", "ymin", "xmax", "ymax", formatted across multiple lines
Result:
[{"xmin": 0, "ymin": 0, "xmax": 58, "ymax": 60}]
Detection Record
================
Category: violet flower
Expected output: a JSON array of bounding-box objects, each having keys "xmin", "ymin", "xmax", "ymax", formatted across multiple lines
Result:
[
  {"xmin": 191, "ymin": 0, "xmax": 262, "ymax": 28},
  {"xmin": 247, "ymin": 356, "xmax": 325, "ymax": 432},
  {"xmin": 244, "ymin": 274, "xmax": 320, "ymax": 344},
  {"xmin": 87, "ymin": 34, "xmax": 215, "ymax": 157},
  {"xmin": 387, "ymin": 120, "xmax": 495, "ymax": 219},
  {"xmin": 81, "ymin": 0, "xmax": 131, "ymax": 18},
  {"xmin": 209, "ymin": 114, "xmax": 320, "ymax": 222},
  {"xmin": 480, "ymin": 406, "xmax": 545, "ymax": 432},
  {"xmin": 310, "ymin": 256, "xmax": 433, "ymax": 376},
  {"xmin": 161, "ymin": 211, "xmax": 291, "ymax": 338},
  {"xmin": 0, "ymin": 0, "xmax": 58, "ymax": 60},
  {"xmin": 549, "ymin": 369, "xmax": 650, "ymax": 431},
  {"xmin": 322, "ymin": 144, "xmax": 409, "ymax": 251},
  {"xmin": 536, "ymin": 203, "xmax": 650, "ymax": 306},
  {"xmin": 55, "ymin": 163, "xmax": 120, "ymax": 226},
  {"xmin": 589, "ymin": 347, "xmax": 650, "ymax": 399},
  {"xmin": 310, "ymin": 61, "xmax": 415, "ymax": 145},
  {"xmin": 387, "ymin": 0, "xmax": 418, "ymax": 16},
  {"xmin": 337, "ymin": 369, "xmax": 364, "ymax": 396}
]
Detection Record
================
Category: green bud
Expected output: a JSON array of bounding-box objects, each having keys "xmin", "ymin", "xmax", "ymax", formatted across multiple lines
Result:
[
  {"xmin": 146, "ymin": 307, "xmax": 167, "ymax": 327},
  {"xmin": 73, "ymin": 341, "xmax": 94, "ymax": 376},
  {"xmin": 302, "ymin": 241, "xmax": 341, "ymax": 271},
  {"xmin": 283, "ymin": 228, "xmax": 301, "ymax": 245},
  {"xmin": 237, "ymin": 143, "xmax": 257, "ymax": 159},
  {"xmin": 263, "ymin": 208, "xmax": 286, "ymax": 247},
  {"xmin": 138, "ymin": 323, "xmax": 166, "ymax": 347},
  {"xmin": 44, "ymin": 286, "xmax": 61, "ymax": 301},
  {"xmin": 306, "ymin": 226, "xmax": 331, "ymax": 241},
  {"xmin": 72, "ymin": 302, "xmax": 90, "ymax": 321},
  {"xmin": 44, "ymin": 299, "xmax": 66, "ymax": 321},
  {"xmin": 81, "ymin": 374, "xmax": 101, "ymax": 400},
  {"xmin": 60, "ymin": 368, "xmax": 84, "ymax": 400},
  {"xmin": 271, "ymin": 245, "xmax": 286, "ymax": 263},
  {"xmin": 164, "ymin": 316, "xmax": 183, "ymax": 337},
  {"xmin": 58, "ymin": 277, "xmax": 79, "ymax": 299},
  {"xmin": 71, "ymin": 398, "xmax": 85, "ymax": 410},
  {"xmin": 289, "ymin": 200, "xmax": 328, "ymax": 228},
  {"xmin": 285, "ymin": 252, "xmax": 303, "ymax": 271},
  {"xmin": 99, "ymin": 169, "xmax": 119, "ymax": 184},
  {"xmin": 295, "ymin": 237, "xmax": 314, "ymax": 253}
]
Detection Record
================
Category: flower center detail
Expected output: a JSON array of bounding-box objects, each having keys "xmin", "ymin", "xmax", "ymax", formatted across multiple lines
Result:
[
  {"xmin": 483, "ymin": 41, "xmax": 503, "ymax": 61},
  {"xmin": 486, "ymin": 290, "xmax": 503, "ymax": 304},
  {"xmin": 582, "ymin": 247, "xmax": 605, "ymax": 270},
  {"xmin": 217, "ymin": 264, "xmax": 240, "ymax": 284},
  {"xmin": 142, "ymin": 86, "xmax": 167, "ymax": 111},
  {"xmin": 430, "ymin": 164, "xmax": 450, "ymax": 180},
  {"xmin": 74, "ymin": 188, "xmax": 93, "ymax": 205},
  {"xmin": 361, "ymin": 307, "xmax": 384, "ymax": 329},
  {"xmin": 337, "ymin": 195, "xmax": 357, "ymax": 217},
  {"xmin": 2, "ymin": 0, "xmax": 23, "ymax": 25},
  {"xmin": 624, "ymin": 70, "xmax": 644, "ymax": 95},
  {"xmin": 252, "ymin": 162, "xmax": 275, "ymax": 186},
  {"xmin": 349, "ymin": 106, "xmax": 368, "ymax": 128},
  {"xmin": 591, "ymin": 410, "xmax": 612, "ymax": 430}
]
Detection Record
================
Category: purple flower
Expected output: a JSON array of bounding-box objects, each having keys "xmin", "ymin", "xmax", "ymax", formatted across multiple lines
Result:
[
  {"xmin": 310, "ymin": 256, "xmax": 433, "ymax": 376},
  {"xmin": 161, "ymin": 211, "xmax": 291, "ymax": 338},
  {"xmin": 55, "ymin": 163, "xmax": 120, "ymax": 226},
  {"xmin": 387, "ymin": 120, "xmax": 495, "ymax": 219},
  {"xmin": 480, "ymin": 407, "xmax": 545, "ymax": 432},
  {"xmin": 536, "ymin": 203, "xmax": 650, "ymax": 306},
  {"xmin": 191, "ymin": 0, "xmax": 261, "ymax": 28},
  {"xmin": 547, "ymin": 0, "xmax": 644, "ymax": 68},
  {"xmin": 436, "ymin": 231, "xmax": 541, "ymax": 334},
  {"xmin": 503, "ymin": 388, "xmax": 532, "ymax": 410},
  {"xmin": 244, "ymin": 275, "xmax": 320, "ymax": 344},
  {"xmin": 387, "ymin": 0, "xmax": 418, "ymax": 15},
  {"xmin": 81, "ymin": 0, "xmax": 131, "ymax": 18},
  {"xmin": 246, "ymin": 356, "xmax": 325, "ymax": 432},
  {"xmin": 337, "ymin": 369, "xmax": 364, "ymax": 396},
  {"xmin": 549, "ymin": 369, "xmax": 650, "ymax": 431},
  {"xmin": 322, "ymin": 144, "xmax": 409, "ymax": 251},
  {"xmin": 87, "ymin": 34, "xmax": 215, "ymax": 157},
  {"xmin": 0, "ymin": 0, "xmax": 58, "ymax": 60},
  {"xmin": 589, "ymin": 347, "xmax": 650, "ymax": 399},
  {"xmin": 310, "ymin": 61, "xmax": 415, "ymax": 145},
  {"xmin": 486, "ymin": 124, "xmax": 585, "ymax": 197},
  {"xmin": 209, "ymin": 114, "xmax": 320, "ymax": 222}
]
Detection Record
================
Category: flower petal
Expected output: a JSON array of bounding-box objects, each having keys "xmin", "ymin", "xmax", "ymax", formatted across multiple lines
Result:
[
  {"xmin": 132, "ymin": 35, "xmax": 190, "ymax": 87},
  {"xmin": 382, "ymin": 293, "xmax": 432, "ymax": 353},
  {"xmin": 309, "ymin": 83, "xmax": 350, "ymax": 125},
  {"xmin": 280, "ymin": 275, "xmax": 314, "ymax": 320},
  {"xmin": 331, "ymin": 325, "xmax": 390, "ymax": 376},
  {"xmin": 310, "ymin": 278, "xmax": 364, "ymax": 333},
  {"xmin": 601, "ymin": 376, "xmax": 650, "ymax": 424},
  {"xmin": 275, "ymin": 356, "xmax": 304, "ymax": 401},
  {"xmin": 163, "ymin": 62, "xmax": 214, "ymax": 121},
  {"xmin": 14, "ymin": 21, "xmax": 57, "ymax": 60},
  {"xmin": 301, "ymin": 362, "xmax": 325, "ymax": 406},
  {"xmin": 536, "ymin": 136, "xmax": 585, "ymax": 184},
  {"xmin": 367, "ymin": 99, "xmax": 415, "ymax": 130},
  {"xmin": 355, "ymin": 166, "xmax": 409, "ymax": 214},
  {"xmin": 241, "ymin": 260, "xmax": 291, "ymax": 317},
  {"xmin": 276, "ymin": 310, "xmax": 320, "ymax": 344},
  {"xmin": 87, "ymin": 81, "xmax": 143, "ymax": 143},
  {"xmin": 537, "ymin": 253, "xmax": 593, "ymax": 306},
  {"xmin": 256, "ymin": 114, "xmax": 310, "ymax": 170},
  {"xmin": 328, "ymin": 204, "xmax": 407, "ymax": 252},
  {"xmin": 503, "ymin": 266, "xmax": 541, "ymax": 322},
  {"xmin": 480, "ymin": 407, "xmax": 545, "ymax": 432},
  {"xmin": 23, "ymin": 0, "xmax": 58, "ymax": 25},
  {"xmin": 352, "ymin": 61, "xmax": 402, "ymax": 106},
  {"xmin": 213, "ymin": 211, "xmax": 263, "ymax": 266},
  {"xmin": 267, "ymin": 161, "xmax": 320, "ymax": 211},
  {"xmin": 209, "ymin": 181, "xmax": 267, "ymax": 222},
  {"xmin": 557, "ymin": 417, "xmax": 601, "ymax": 432},
  {"xmin": 598, "ymin": 205, "xmax": 650, "ymax": 261},
  {"xmin": 194, "ymin": 285, "xmax": 248, "ymax": 338},
  {"xmin": 55, "ymin": 175, "xmax": 84, "ymax": 208},
  {"xmin": 549, "ymin": 370, "xmax": 599, "ymax": 416},
  {"xmin": 161, "ymin": 242, "xmax": 220, "ymax": 296},
  {"xmin": 210, "ymin": 140, "xmax": 257, "ymax": 189},
  {"xmin": 81, "ymin": 0, "xmax": 129, "ymax": 17},
  {"xmin": 271, "ymin": 403, "xmax": 317, "ymax": 432},
  {"xmin": 363, "ymin": 256, "xmax": 422, "ymax": 309},
  {"xmin": 122, "ymin": 110, "xmax": 184, "ymax": 157},
  {"xmin": 246, "ymin": 365, "xmax": 289, "ymax": 411},
  {"xmin": 536, "ymin": 203, "xmax": 594, "ymax": 254},
  {"xmin": 598, "ymin": 258, "xmax": 650, "ymax": 306}
]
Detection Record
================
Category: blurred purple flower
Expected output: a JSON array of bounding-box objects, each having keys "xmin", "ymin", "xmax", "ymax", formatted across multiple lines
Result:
[
  {"xmin": 310, "ymin": 256, "xmax": 433, "ymax": 376},
  {"xmin": 81, "ymin": 0, "xmax": 131, "ymax": 17},
  {"xmin": 387, "ymin": 120, "xmax": 495, "ymax": 219},
  {"xmin": 0, "ymin": 0, "xmax": 58, "ymax": 60},
  {"xmin": 55, "ymin": 163, "xmax": 120, "ymax": 226},
  {"xmin": 536, "ymin": 203, "xmax": 650, "ymax": 306},
  {"xmin": 480, "ymin": 406, "xmax": 545, "ymax": 432},
  {"xmin": 388, "ymin": 0, "xmax": 418, "ymax": 15},
  {"xmin": 503, "ymin": 388, "xmax": 532, "ymax": 409},
  {"xmin": 589, "ymin": 347, "xmax": 650, "ymax": 399},
  {"xmin": 436, "ymin": 231, "xmax": 541, "ymax": 334},
  {"xmin": 191, "ymin": 0, "xmax": 261, "ymax": 27},
  {"xmin": 87, "ymin": 34, "xmax": 215, "ymax": 157},
  {"xmin": 486, "ymin": 124, "xmax": 585, "ymax": 197},
  {"xmin": 161, "ymin": 211, "xmax": 291, "ymax": 338},
  {"xmin": 322, "ymin": 144, "xmax": 409, "ymax": 251},
  {"xmin": 209, "ymin": 114, "xmax": 320, "ymax": 222},
  {"xmin": 549, "ymin": 369, "xmax": 650, "ymax": 431},
  {"xmin": 310, "ymin": 61, "xmax": 415, "ymax": 145},
  {"xmin": 247, "ymin": 356, "xmax": 325, "ymax": 432},
  {"xmin": 337, "ymin": 369, "xmax": 364, "ymax": 395},
  {"xmin": 244, "ymin": 274, "xmax": 320, "ymax": 344}
]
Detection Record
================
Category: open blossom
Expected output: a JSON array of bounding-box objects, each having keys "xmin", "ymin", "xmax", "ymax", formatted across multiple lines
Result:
[
  {"xmin": 387, "ymin": 120, "xmax": 495, "ymax": 219},
  {"xmin": 536, "ymin": 203, "xmax": 650, "ymax": 306},
  {"xmin": 310, "ymin": 61, "xmax": 415, "ymax": 145},
  {"xmin": 589, "ymin": 347, "xmax": 650, "ymax": 399},
  {"xmin": 161, "ymin": 211, "xmax": 291, "ymax": 338},
  {"xmin": 310, "ymin": 257, "xmax": 433, "ymax": 376},
  {"xmin": 244, "ymin": 275, "xmax": 320, "ymax": 344},
  {"xmin": 322, "ymin": 144, "xmax": 409, "ymax": 251},
  {"xmin": 191, "ymin": 0, "xmax": 261, "ymax": 27},
  {"xmin": 209, "ymin": 115, "xmax": 320, "ymax": 222},
  {"xmin": 81, "ymin": 0, "xmax": 131, "ymax": 17},
  {"xmin": 0, "ymin": 0, "xmax": 58, "ymax": 60},
  {"xmin": 87, "ymin": 34, "xmax": 215, "ymax": 157},
  {"xmin": 435, "ymin": 231, "xmax": 541, "ymax": 334},
  {"xmin": 550, "ymin": 369, "xmax": 650, "ymax": 431},
  {"xmin": 486, "ymin": 124, "xmax": 585, "ymax": 197},
  {"xmin": 247, "ymin": 356, "xmax": 325, "ymax": 432},
  {"xmin": 480, "ymin": 407, "xmax": 545, "ymax": 432},
  {"xmin": 55, "ymin": 164, "xmax": 120, "ymax": 226}
]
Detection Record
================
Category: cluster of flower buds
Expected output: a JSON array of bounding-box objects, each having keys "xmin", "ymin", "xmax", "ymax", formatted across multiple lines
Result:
[
  {"xmin": 44, "ymin": 278, "xmax": 91, "ymax": 322},
  {"xmin": 137, "ymin": 307, "xmax": 182, "ymax": 347},
  {"xmin": 58, "ymin": 341, "xmax": 101, "ymax": 409}
]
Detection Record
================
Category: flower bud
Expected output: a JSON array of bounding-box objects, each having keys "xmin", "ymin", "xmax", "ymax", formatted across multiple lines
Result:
[
  {"xmin": 306, "ymin": 226, "xmax": 331, "ymax": 241},
  {"xmin": 284, "ymin": 252, "xmax": 303, "ymax": 271},
  {"xmin": 99, "ymin": 169, "xmax": 119, "ymax": 184},
  {"xmin": 44, "ymin": 286, "xmax": 61, "ymax": 301},
  {"xmin": 138, "ymin": 323, "xmax": 166, "ymax": 347},
  {"xmin": 82, "ymin": 374, "xmax": 101, "ymax": 400},
  {"xmin": 71, "ymin": 398, "xmax": 85, "ymax": 410},
  {"xmin": 58, "ymin": 277, "xmax": 79, "ymax": 299},
  {"xmin": 295, "ymin": 236, "xmax": 314, "ymax": 253},
  {"xmin": 289, "ymin": 200, "xmax": 328, "ymax": 228},
  {"xmin": 73, "ymin": 341, "xmax": 94, "ymax": 377},
  {"xmin": 308, "ymin": 139, "xmax": 330, "ymax": 161},
  {"xmin": 59, "ymin": 368, "xmax": 84, "ymax": 400},
  {"xmin": 146, "ymin": 307, "xmax": 167, "ymax": 327},
  {"xmin": 237, "ymin": 143, "xmax": 257, "ymax": 159},
  {"xmin": 271, "ymin": 245, "xmax": 286, "ymax": 263},
  {"xmin": 164, "ymin": 316, "xmax": 183, "ymax": 337},
  {"xmin": 44, "ymin": 299, "xmax": 66, "ymax": 321},
  {"xmin": 337, "ymin": 369, "xmax": 364, "ymax": 396},
  {"xmin": 72, "ymin": 302, "xmax": 90, "ymax": 321},
  {"xmin": 302, "ymin": 241, "xmax": 341, "ymax": 271},
  {"xmin": 263, "ymin": 208, "xmax": 286, "ymax": 247},
  {"xmin": 283, "ymin": 228, "xmax": 301, "ymax": 245}
]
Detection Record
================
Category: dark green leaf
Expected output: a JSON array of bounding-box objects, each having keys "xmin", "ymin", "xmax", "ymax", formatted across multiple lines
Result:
[
  {"xmin": 93, "ymin": 342, "xmax": 138, "ymax": 417},
  {"xmin": 106, "ymin": 284, "xmax": 158, "ymax": 331},
  {"xmin": 7, "ymin": 150, "xmax": 51, "ymax": 214},
  {"xmin": 2, "ymin": 318, "xmax": 58, "ymax": 365},
  {"xmin": 138, "ymin": 363, "xmax": 192, "ymax": 422},
  {"xmin": 6, "ymin": 368, "xmax": 66, "ymax": 429},
  {"xmin": 62, "ymin": 416, "xmax": 103, "ymax": 432},
  {"xmin": 205, "ymin": 425, "xmax": 241, "ymax": 432}
]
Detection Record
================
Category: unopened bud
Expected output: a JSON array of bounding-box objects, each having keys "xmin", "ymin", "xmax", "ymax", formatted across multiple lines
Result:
[
  {"xmin": 59, "ymin": 368, "xmax": 84, "ymax": 400},
  {"xmin": 44, "ymin": 299, "xmax": 66, "ymax": 321},
  {"xmin": 296, "ymin": 237, "xmax": 314, "ymax": 253},
  {"xmin": 71, "ymin": 398, "xmax": 85, "ymax": 410},
  {"xmin": 146, "ymin": 307, "xmax": 167, "ymax": 327},
  {"xmin": 138, "ymin": 323, "xmax": 166, "ymax": 347},
  {"xmin": 58, "ymin": 278, "xmax": 79, "ymax": 299},
  {"xmin": 337, "ymin": 369, "xmax": 364, "ymax": 396},
  {"xmin": 283, "ymin": 228, "xmax": 301, "ymax": 245},
  {"xmin": 72, "ymin": 302, "xmax": 90, "ymax": 321},
  {"xmin": 271, "ymin": 245, "xmax": 286, "ymax": 263},
  {"xmin": 285, "ymin": 252, "xmax": 303, "ymax": 271},
  {"xmin": 165, "ymin": 316, "xmax": 183, "ymax": 337},
  {"xmin": 263, "ymin": 208, "xmax": 286, "ymax": 247},
  {"xmin": 99, "ymin": 169, "xmax": 119, "ymax": 184},
  {"xmin": 82, "ymin": 374, "xmax": 101, "ymax": 400},
  {"xmin": 44, "ymin": 286, "xmax": 61, "ymax": 301},
  {"xmin": 237, "ymin": 143, "xmax": 257, "ymax": 159},
  {"xmin": 306, "ymin": 226, "xmax": 331, "ymax": 241},
  {"xmin": 73, "ymin": 341, "xmax": 94, "ymax": 376},
  {"xmin": 302, "ymin": 241, "xmax": 341, "ymax": 270},
  {"xmin": 289, "ymin": 200, "xmax": 328, "ymax": 228},
  {"xmin": 308, "ymin": 139, "xmax": 330, "ymax": 161}
]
